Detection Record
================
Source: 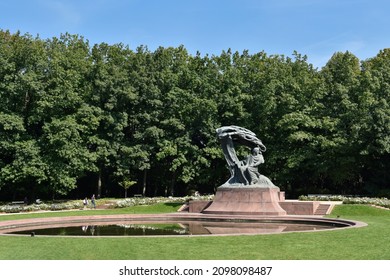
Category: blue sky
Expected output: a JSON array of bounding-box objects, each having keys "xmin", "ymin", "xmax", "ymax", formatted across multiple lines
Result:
[{"xmin": 1, "ymin": 0, "xmax": 389, "ymax": 68}]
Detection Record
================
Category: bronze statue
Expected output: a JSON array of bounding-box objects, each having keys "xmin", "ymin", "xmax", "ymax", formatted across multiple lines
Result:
[{"xmin": 216, "ymin": 125, "xmax": 275, "ymax": 187}]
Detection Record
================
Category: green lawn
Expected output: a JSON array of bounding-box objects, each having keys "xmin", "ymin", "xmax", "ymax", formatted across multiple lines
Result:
[{"xmin": 0, "ymin": 203, "xmax": 389, "ymax": 260}]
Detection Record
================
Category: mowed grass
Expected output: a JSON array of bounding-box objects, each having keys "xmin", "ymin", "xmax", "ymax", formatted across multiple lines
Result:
[
  {"xmin": 0, "ymin": 203, "xmax": 389, "ymax": 260},
  {"xmin": 0, "ymin": 202, "xmax": 182, "ymax": 221}
]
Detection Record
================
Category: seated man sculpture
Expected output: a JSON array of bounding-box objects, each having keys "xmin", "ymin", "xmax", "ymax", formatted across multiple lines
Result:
[
  {"xmin": 239, "ymin": 146, "xmax": 264, "ymax": 185},
  {"xmin": 216, "ymin": 125, "xmax": 275, "ymax": 187}
]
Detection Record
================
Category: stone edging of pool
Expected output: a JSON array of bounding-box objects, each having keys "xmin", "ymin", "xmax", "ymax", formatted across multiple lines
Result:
[{"xmin": 0, "ymin": 213, "xmax": 367, "ymax": 237}]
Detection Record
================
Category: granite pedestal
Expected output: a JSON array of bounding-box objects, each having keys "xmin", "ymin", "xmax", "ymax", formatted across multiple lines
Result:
[{"xmin": 202, "ymin": 185, "xmax": 287, "ymax": 216}]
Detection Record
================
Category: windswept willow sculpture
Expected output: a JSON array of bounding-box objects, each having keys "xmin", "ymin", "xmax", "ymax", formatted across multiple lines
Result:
[{"xmin": 216, "ymin": 125, "xmax": 275, "ymax": 187}]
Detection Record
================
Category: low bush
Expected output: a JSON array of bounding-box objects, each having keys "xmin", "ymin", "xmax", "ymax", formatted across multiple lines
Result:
[
  {"xmin": 114, "ymin": 195, "xmax": 214, "ymax": 208},
  {"xmin": 299, "ymin": 195, "xmax": 390, "ymax": 209},
  {"xmin": 0, "ymin": 195, "xmax": 214, "ymax": 213}
]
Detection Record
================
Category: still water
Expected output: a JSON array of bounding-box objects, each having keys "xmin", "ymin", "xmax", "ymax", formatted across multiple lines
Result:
[{"xmin": 8, "ymin": 220, "xmax": 344, "ymax": 236}]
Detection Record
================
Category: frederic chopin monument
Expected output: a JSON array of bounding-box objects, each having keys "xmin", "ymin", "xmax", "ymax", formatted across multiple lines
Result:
[{"xmin": 203, "ymin": 125, "xmax": 287, "ymax": 216}]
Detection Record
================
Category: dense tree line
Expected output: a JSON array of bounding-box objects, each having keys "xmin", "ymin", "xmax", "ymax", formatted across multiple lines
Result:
[{"xmin": 0, "ymin": 30, "xmax": 389, "ymax": 200}]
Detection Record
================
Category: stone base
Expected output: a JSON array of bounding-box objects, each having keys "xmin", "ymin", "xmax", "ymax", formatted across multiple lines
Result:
[
  {"xmin": 279, "ymin": 201, "xmax": 320, "ymax": 215},
  {"xmin": 188, "ymin": 200, "xmax": 213, "ymax": 213},
  {"xmin": 202, "ymin": 185, "xmax": 287, "ymax": 216}
]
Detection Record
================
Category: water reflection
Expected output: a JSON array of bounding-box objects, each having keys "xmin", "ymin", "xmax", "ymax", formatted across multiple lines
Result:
[{"xmin": 7, "ymin": 220, "xmax": 343, "ymax": 236}]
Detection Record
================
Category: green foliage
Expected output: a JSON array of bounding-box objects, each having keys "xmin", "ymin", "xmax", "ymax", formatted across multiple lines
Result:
[
  {"xmin": 0, "ymin": 29, "xmax": 389, "ymax": 199},
  {"xmin": 299, "ymin": 195, "xmax": 390, "ymax": 209},
  {"xmin": 0, "ymin": 196, "xmax": 212, "ymax": 213},
  {"xmin": 118, "ymin": 177, "xmax": 136, "ymax": 198}
]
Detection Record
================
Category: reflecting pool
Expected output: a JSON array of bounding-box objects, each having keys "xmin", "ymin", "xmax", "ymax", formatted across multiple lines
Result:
[{"xmin": 7, "ymin": 220, "xmax": 347, "ymax": 236}]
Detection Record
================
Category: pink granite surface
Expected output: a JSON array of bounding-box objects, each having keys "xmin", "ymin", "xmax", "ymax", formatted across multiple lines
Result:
[{"xmin": 202, "ymin": 186, "xmax": 287, "ymax": 216}]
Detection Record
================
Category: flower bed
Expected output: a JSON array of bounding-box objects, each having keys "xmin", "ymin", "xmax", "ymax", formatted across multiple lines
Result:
[
  {"xmin": 0, "ymin": 201, "xmax": 84, "ymax": 213},
  {"xmin": 114, "ymin": 195, "xmax": 214, "ymax": 208},
  {"xmin": 299, "ymin": 195, "xmax": 390, "ymax": 209},
  {"xmin": 0, "ymin": 195, "xmax": 214, "ymax": 213}
]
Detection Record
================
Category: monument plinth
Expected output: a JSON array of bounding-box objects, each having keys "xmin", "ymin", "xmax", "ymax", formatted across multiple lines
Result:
[
  {"xmin": 203, "ymin": 185, "xmax": 286, "ymax": 216},
  {"xmin": 203, "ymin": 125, "xmax": 287, "ymax": 216}
]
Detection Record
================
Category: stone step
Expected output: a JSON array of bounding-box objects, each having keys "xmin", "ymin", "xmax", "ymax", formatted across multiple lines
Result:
[{"xmin": 314, "ymin": 204, "xmax": 331, "ymax": 215}]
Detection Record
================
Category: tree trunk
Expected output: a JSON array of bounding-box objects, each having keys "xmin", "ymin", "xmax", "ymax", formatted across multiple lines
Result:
[
  {"xmin": 97, "ymin": 168, "xmax": 102, "ymax": 198},
  {"xmin": 142, "ymin": 169, "xmax": 147, "ymax": 197},
  {"xmin": 170, "ymin": 171, "xmax": 176, "ymax": 197}
]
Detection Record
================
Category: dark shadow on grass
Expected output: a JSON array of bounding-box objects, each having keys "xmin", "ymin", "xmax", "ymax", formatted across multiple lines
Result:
[{"xmin": 163, "ymin": 202, "xmax": 183, "ymax": 207}]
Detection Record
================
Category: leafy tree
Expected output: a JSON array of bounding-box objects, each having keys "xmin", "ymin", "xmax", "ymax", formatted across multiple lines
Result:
[
  {"xmin": 318, "ymin": 51, "xmax": 362, "ymax": 194},
  {"xmin": 38, "ymin": 34, "xmax": 95, "ymax": 197},
  {"xmin": 0, "ymin": 31, "xmax": 47, "ymax": 199},
  {"xmin": 87, "ymin": 43, "xmax": 137, "ymax": 197},
  {"xmin": 119, "ymin": 176, "xmax": 137, "ymax": 198},
  {"xmin": 359, "ymin": 49, "xmax": 390, "ymax": 196},
  {"xmin": 1, "ymin": 30, "xmax": 389, "ymax": 199}
]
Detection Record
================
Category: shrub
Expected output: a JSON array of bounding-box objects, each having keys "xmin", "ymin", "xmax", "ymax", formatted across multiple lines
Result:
[
  {"xmin": 0, "ymin": 195, "xmax": 214, "ymax": 213},
  {"xmin": 0, "ymin": 201, "xmax": 83, "ymax": 213},
  {"xmin": 114, "ymin": 195, "xmax": 214, "ymax": 208},
  {"xmin": 299, "ymin": 195, "xmax": 390, "ymax": 209}
]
